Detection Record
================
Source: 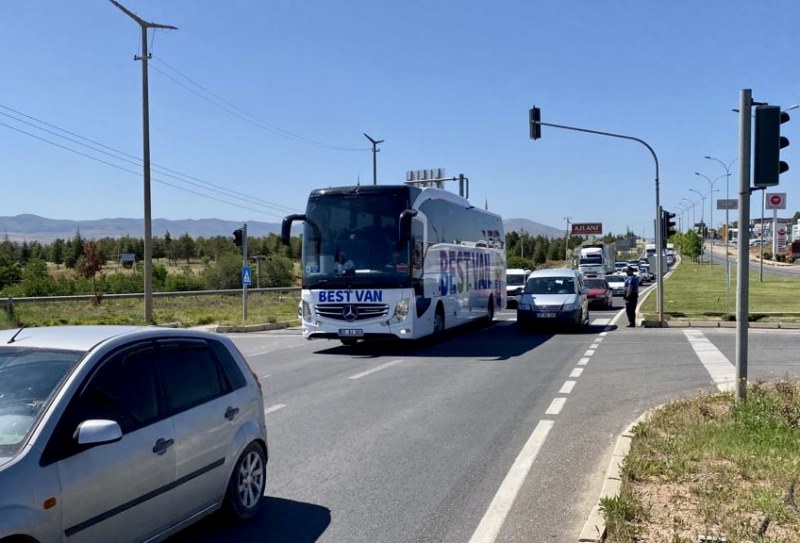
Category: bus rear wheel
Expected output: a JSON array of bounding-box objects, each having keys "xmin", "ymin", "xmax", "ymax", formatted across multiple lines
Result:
[{"xmin": 432, "ymin": 305, "xmax": 445, "ymax": 339}]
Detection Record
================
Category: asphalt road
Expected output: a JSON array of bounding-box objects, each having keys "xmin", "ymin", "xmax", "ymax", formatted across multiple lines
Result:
[
  {"xmin": 167, "ymin": 301, "xmax": 800, "ymax": 543},
  {"xmin": 706, "ymin": 242, "xmax": 800, "ymax": 278}
]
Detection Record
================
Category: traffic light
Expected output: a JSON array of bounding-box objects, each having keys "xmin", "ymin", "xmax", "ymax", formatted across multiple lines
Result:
[
  {"xmin": 529, "ymin": 106, "xmax": 541, "ymax": 140},
  {"xmin": 753, "ymin": 105, "xmax": 790, "ymax": 188},
  {"xmin": 233, "ymin": 228, "xmax": 243, "ymax": 247},
  {"xmin": 659, "ymin": 209, "xmax": 677, "ymax": 248}
]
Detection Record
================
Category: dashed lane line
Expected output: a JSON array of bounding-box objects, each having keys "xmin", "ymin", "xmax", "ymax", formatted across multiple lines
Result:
[
  {"xmin": 569, "ymin": 368, "xmax": 584, "ymax": 378},
  {"xmin": 545, "ymin": 397, "xmax": 567, "ymax": 415},
  {"xmin": 264, "ymin": 404, "xmax": 287, "ymax": 415},
  {"xmin": 578, "ymin": 357, "xmax": 591, "ymax": 366},
  {"xmin": 559, "ymin": 380, "xmax": 577, "ymax": 394}
]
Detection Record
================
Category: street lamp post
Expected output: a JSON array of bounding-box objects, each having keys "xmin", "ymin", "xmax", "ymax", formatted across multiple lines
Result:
[
  {"xmin": 704, "ymin": 156, "xmax": 738, "ymax": 317},
  {"xmin": 689, "ymin": 189, "xmax": 706, "ymax": 264},
  {"xmin": 681, "ymin": 197, "xmax": 697, "ymax": 228},
  {"xmin": 694, "ymin": 171, "xmax": 725, "ymax": 263}
]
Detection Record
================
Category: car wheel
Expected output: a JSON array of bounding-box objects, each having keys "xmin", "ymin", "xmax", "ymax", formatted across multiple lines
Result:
[
  {"xmin": 340, "ymin": 339, "xmax": 359, "ymax": 347},
  {"xmin": 225, "ymin": 442, "xmax": 266, "ymax": 520}
]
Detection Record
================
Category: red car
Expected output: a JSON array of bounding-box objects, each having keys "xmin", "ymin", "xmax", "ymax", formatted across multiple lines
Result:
[{"xmin": 583, "ymin": 277, "xmax": 613, "ymax": 309}]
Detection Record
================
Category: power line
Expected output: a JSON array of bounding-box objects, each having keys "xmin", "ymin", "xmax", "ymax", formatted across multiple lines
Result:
[
  {"xmin": 0, "ymin": 120, "xmax": 292, "ymax": 219},
  {"xmin": 0, "ymin": 104, "xmax": 299, "ymax": 215},
  {"xmin": 151, "ymin": 55, "xmax": 369, "ymax": 152}
]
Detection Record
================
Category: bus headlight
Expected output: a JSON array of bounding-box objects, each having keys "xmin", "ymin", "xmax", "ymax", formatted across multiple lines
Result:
[
  {"xmin": 302, "ymin": 301, "xmax": 311, "ymax": 321},
  {"xmin": 393, "ymin": 298, "xmax": 410, "ymax": 320}
]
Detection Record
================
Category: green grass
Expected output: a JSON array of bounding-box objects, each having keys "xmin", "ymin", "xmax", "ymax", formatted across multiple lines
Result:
[
  {"xmin": 604, "ymin": 382, "xmax": 800, "ymax": 543},
  {"xmin": 640, "ymin": 258, "xmax": 800, "ymax": 321},
  {"xmin": 0, "ymin": 290, "xmax": 301, "ymax": 329}
]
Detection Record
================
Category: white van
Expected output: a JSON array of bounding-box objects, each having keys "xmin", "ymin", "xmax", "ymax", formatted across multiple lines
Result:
[{"xmin": 506, "ymin": 268, "xmax": 531, "ymax": 308}]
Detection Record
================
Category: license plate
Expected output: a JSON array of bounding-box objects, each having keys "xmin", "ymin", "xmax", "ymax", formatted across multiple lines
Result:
[
  {"xmin": 338, "ymin": 328, "xmax": 364, "ymax": 337},
  {"xmin": 537, "ymin": 312, "xmax": 556, "ymax": 318}
]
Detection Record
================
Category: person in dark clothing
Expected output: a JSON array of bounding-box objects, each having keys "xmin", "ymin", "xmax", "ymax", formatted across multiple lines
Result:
[{"xmin": 623, "ymin": 266, "xmax": 639, "ymax": 327}]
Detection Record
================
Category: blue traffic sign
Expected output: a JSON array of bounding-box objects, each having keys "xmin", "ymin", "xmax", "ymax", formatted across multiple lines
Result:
[{"xmin": 241, "ymin": 266, "xmax": 252, "ymax": 286}]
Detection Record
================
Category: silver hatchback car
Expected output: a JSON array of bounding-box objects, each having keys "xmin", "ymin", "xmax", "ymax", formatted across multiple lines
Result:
[{"xmin": 0, "ymin": 325, "xmax": 268, "ymax": 543}]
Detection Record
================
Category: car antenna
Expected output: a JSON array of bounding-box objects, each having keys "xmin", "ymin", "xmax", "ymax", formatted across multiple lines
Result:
[{"xmin": 7, "ymin": 325, "xmax": 26, "ymax": 344}]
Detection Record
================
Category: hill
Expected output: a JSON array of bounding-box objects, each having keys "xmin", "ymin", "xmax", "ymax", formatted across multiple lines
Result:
[{"xmin": 0, "ymin": 214, "xmax": 563, "ymax": 243}]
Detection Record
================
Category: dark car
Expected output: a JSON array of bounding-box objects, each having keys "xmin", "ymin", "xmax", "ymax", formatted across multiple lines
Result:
[{"xmin": 583, "ymin": 277, "xmax": 613, "ymax": 309}]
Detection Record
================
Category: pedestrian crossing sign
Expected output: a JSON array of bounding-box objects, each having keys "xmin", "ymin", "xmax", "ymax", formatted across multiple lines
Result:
[{"xmin": 241, "ymin": 266, "xmax": 252, "ymax": 286}]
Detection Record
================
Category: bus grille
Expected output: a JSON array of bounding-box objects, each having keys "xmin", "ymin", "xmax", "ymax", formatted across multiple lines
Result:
[{"xmin": 315, "ymin": 303, "xmax": 390, "ymax": 322}]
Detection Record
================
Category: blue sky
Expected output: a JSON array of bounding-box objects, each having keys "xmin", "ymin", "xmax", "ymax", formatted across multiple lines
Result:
[{"xmin": 1, "ymin": 0, "xmax": 798, "ymax": 238}]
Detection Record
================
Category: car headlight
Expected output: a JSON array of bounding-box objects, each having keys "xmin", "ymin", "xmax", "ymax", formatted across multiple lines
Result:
[
  {"xmin": 394, "ymin": 298, "xmax": 410, "ymax": 319},
  {"xmin": 563, "ymin": 302, "xmax": 580, "ymax": 311}
]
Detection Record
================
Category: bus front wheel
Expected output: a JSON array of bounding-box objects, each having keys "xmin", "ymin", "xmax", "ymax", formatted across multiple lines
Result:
[{"xmin": 432, "ymin": 306, "xmax": 445, "ymax": 339}]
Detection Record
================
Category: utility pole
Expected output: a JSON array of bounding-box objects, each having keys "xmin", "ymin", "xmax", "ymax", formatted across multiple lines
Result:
[
  {"xmin": 363, "ymin": 133, "xmax": 384, "ymax": 185},
  {"xmin": 564, "ymin": 217, "xmax": 571, "ymax": 260},
  {"xmin": 109, "ymin": 0, "xmax": 177, "ymax": 323}
]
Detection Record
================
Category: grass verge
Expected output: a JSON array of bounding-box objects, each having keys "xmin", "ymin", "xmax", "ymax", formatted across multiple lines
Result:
[
  {"xmin": 640, "ymin": 257, "xmax": 800, "ymax": 322},
  {"xmin": 0, "ymin": 290, "xmax": 301, "ymax": 329},
  {"xmin": 604, "ymin": 381, "xmax": 800, "ymax": 543}
]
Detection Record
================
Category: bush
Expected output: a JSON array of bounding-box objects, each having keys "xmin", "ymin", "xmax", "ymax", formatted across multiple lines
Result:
[{"xmin": 762, "ymin": 250, "xmax": 773, "ymax": 260}]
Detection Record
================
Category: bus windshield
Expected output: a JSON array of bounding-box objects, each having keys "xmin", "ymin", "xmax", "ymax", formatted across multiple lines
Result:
[{"xmin": 301, "ymin": 190, "xmax": 413, "ymax": 289}]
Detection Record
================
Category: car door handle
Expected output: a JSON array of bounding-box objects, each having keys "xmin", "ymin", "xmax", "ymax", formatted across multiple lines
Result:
[
  {"xmin": 224, "ymin": 406, "xmax": 240, "ymax": 421},
  {"xmin": 152, "ymin": 438, "xmax": 174, "ymax": 455}
]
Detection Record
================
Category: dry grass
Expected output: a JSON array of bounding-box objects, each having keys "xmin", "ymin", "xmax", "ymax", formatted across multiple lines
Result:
[{"xmin": 604, "ymin": 382, "xmax": 800, "ymax": 543}]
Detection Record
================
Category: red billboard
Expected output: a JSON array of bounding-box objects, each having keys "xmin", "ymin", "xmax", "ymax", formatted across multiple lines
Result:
[{"xmin": 571, "ymin": 223, "xmax": 603, "ymax": 236}]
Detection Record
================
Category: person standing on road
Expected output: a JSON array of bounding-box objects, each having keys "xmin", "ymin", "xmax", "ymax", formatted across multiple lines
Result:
[{"xmin": 623, "ymin": 266, "xmax": 639, "ymax": 328}]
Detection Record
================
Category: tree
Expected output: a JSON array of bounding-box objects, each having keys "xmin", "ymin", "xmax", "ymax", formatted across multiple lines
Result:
[
  {"xmin": 202, "ymin": 252, "xmax": 241, "ymax": 289},
  {"xmin": 174, "ymin": 233, "xmax": 196, "ymax": 264},
  {"xmin": 65, "ymin": 229, "xmax": 84, "ymax": 269},
  {"xmin": 78, "ymin": 241, "xmax": 104, "ymax": 301},
  {"xmin": 261, "ymin": 256, "xmax": 294, "ymax": 287},
  {"xmin": 680, "ymin": 230, "xmax": 703, "ymax": 262},
  {"xmin": 0, "ymin": 254, "xmax": 22, "ymax": 291}
]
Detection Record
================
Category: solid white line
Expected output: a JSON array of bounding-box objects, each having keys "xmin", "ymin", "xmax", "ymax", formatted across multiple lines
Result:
[
  {"xmin": 584, "ymin": 349, "xmax": 596, "ymax": 357},
  {"xmin": 570, "ymin": 368, "xmax": 584, "ymax": 378},
  {"xmin": 468, "ymin": 420, "xmax": 555, "ymax": 543},
  {"xmin": 348, "ymin": 360, "xmax": 403, "ymax": 380},
  {"xmin": 683, "ymin": 330, "xmax": 736, "ymax": 392},
  {"xmin": 559, "ymin": 380, "xmax": 577, "ymax": 394},
  {"xmin": 578, "ymin": 357, "xmax": 590, "ymax": 366},
  {"xmin": 545, "ymin": 397, "xmax": 566, "ymax": 415},
  {"xmin": 264, "ymin": 404, "xmax": 287, "ymax": 414}
]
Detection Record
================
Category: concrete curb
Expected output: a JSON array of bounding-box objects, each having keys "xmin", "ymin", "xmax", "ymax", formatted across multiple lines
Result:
[
  {"xmin": 639, "ymin": 319, "xmax": 800, "ymax": 329},
  {"xmin": 215, "ymin": 321, "xmax": 297, "ymax": 333},
  {"xmin": 577, "ymin": 409, "xmax": 657, "ymax": 542}
]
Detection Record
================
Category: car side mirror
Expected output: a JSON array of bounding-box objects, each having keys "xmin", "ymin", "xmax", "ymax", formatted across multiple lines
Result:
[{"xmin": 75, "ymin": 419, "xmax": 123, "ymax": 446}]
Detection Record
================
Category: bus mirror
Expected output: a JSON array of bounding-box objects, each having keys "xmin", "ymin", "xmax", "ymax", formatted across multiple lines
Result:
[
  {"xmin": 398, "ymin": 209, "xmax": 418, "ymax": 243},
  {"xmin": 281, "ymin": 214, "xmax": 306, "ymax": 245}
]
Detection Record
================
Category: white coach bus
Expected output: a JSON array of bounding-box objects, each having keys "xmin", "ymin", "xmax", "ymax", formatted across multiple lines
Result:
[{"xmin": 282, "ymin": 184, "xmax": 505, "ymax": 345}]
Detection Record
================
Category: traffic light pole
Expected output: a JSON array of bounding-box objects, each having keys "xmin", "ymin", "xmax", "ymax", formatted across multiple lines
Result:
[
  {"xmin": 735, "ymin": 89, "xmax": 752, "ymax": 402},
  {"xmin": 533, "ymin": 120, "xmax": 663, "ymax": 322},
  {"xmin": 242, "ymin": 223, "xmax": 249, "ymax": 320}
]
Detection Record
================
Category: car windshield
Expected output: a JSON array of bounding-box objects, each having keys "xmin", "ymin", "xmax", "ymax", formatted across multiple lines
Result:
[
  {"xmin": 525, "ymin": 277, "xmax": 575, "ymax": 295},
  {"xmin": 0, "ymin": 347, "xmax": 83, "ymax": 457},
  {"xmin": 507, "ymin": 274, "xmax": 526, "ymax": 286},
  {"xmin": 584, "ymin": 279, "xmax": 607, "ymax": 289},
  {"xmin": 606, "ymin": 275, "xmax": 625, "ymax": 283}
]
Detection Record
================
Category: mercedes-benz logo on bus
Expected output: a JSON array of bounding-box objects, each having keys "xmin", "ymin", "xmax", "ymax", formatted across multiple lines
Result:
[{"xmin": 342, "ymin": 305, "xmax": 358, "ymax": 321}]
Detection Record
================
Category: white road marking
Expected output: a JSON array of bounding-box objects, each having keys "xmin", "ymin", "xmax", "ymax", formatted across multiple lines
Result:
[
  {"xmin": 591, "ymin": 318, "xmax": 611, "ymax": 326},
  {"xmin": 570, "ymin": 368, "xmax": 584, "ymax": 378},
  {"xmin": 348, "ymin": 360, "xmax": 403, "ymax": 380},
  {"xmin": 264, "ymin": 404, "xmax": 287, "ymax": 414},
  {"xmin": 468, "ymin": 420, "xmax": 555, "ymax": 543},
  {"xmin": 584, "ymin": 349, "xmax": 596, "ymax": 357},
  {"xmin": 559, "ymin": 380, "xmax": 577, "ymax": 394},
  {"xmin": 595, "ymin": 337, "xmax": 604, "ymax": 343},
  {"xmin": 590, "ymin": 343, "xmax": 600, "ymax": 350},
  {"xmin": 599, "ymin": 331, "xmax": 608, "ymax": 337},
  {"xmin": 578, "ymin": 357, "xmax": 590, "ymax": 366},
  {"xmin": 545, "ymin": 397, "xmax": 566, "ymax": 415},
  {"xmin": 261, "ymin": 374, "xmax": 270, "ymax": 380},
  {"xmin": 683, "ymin": 330, "xmax": 736, "ymax": 392}
]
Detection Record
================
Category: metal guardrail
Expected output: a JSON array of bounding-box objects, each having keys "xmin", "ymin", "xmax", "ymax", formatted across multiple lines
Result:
[{"xmin": 4, "ymin": 287, "xmax": 301, "ymax": 313}]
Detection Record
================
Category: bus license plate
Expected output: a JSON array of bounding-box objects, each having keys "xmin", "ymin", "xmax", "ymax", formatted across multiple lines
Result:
[
  {"xmin": 338, "ymin": 328, "xmax": 364, "ymax": 337},
  {"xmin": 537, "ymin": 312, "xmax": 556, "ymax": 318}
]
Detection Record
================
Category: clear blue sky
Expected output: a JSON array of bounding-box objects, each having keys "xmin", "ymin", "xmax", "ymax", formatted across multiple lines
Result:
[{"xmin": 2, "ymin": 0, "xmax": 798, "ymax": 238}]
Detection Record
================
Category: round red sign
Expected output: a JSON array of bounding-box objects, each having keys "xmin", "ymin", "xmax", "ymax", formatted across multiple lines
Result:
[
  {"xmin": 778, "ymin": 228, "xmax": 786, "ymax": 236},
  {"xmin": 770, "ymin": 194, "xmax": 783, "ymax": 206}
]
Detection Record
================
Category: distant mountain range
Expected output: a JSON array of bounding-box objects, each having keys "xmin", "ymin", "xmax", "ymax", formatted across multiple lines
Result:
[{"xmin": 0, "ymin": 214, "xmax": 563, "ymax": 243}]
